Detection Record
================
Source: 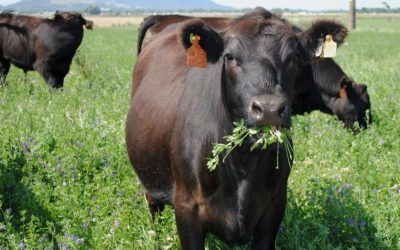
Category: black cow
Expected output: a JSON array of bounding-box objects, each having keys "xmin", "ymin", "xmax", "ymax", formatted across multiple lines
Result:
[
  {"xmin": 294, "ymin": 58, "xmax": 371, "ymax": 129},
  {"xmin": 137, "ymin": 14, "xmax": 371, "ymax": 130},
  {"xmin": 0, "ymin": 11, "xmax": 93, "ymax": 88},
  {"xmin": 126, "ymin": 7, "xmax": 347, "ymax": 249}
]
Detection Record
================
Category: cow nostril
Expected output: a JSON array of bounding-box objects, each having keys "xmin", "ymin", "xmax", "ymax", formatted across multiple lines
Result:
[
  {"xmin": 251, "ymin": 102, "xmax": 263, "ymax": 116},
  {"xmin": 277, "ymin": 104, "xmax": 286, "ymax": 117}
]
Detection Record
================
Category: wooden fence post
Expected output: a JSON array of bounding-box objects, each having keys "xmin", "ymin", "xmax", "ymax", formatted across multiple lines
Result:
[{"xmin": 349, "ymin": 0, "xmax": 356, "ymax": 30}]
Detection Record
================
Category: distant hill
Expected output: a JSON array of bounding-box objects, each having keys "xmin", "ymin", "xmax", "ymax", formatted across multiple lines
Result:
[{"xmin": 2, "ymin": 0, "xmax": 235, "ymax": 12}]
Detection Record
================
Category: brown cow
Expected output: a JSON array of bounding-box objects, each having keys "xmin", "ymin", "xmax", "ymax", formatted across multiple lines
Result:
[
  {"xmin": 0, "ymin": 11, "xmax": 93, "ymax": 88},
  {"xmin": 126, "ymin": 8, "xmax": 347, "ymax": 249},
  {"xmin": 137, "ymin": 14, "xmax": 371, "ymax": 130}
]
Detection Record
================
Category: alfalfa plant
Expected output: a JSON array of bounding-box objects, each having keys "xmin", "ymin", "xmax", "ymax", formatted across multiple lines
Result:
[{"xmin": 207, "ymin": 119, "xmax": 293, "ymax": 171}]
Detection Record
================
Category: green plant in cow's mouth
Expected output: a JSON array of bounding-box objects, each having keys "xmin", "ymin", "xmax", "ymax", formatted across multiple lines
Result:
[{"xmin": 207, "ymin": 119, "xmax": 293, "ymax": 171}]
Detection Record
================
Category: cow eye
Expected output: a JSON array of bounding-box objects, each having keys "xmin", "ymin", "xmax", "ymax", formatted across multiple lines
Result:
[{"xmin": 225, "ymin": 54, "xmax": 234, "ymax": 61}]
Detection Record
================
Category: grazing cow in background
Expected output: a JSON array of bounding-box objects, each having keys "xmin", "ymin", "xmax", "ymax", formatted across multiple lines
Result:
[
  {"xmin": 126, "ymin": 7, "xmax": 347, "ymax": 249},
  {"xmin": 293, "ymin": 58, "xmax": 371, "ymax": 129},
  {"xmin": 137, "ymin": 14, "xmax": 371, "ymax": 130},
  {"xmin": 0, "ymin": 11, "xmax": 93, "ymax": 88}
]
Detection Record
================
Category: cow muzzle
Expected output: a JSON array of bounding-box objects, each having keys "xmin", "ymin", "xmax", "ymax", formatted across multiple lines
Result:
[
  {"xmin": 85, "ymin": 20, "xmax": 94, "ymax": 30},
  {"xmin": 248, "ymin": 95, "xmax": 290, "ymax": 128}
]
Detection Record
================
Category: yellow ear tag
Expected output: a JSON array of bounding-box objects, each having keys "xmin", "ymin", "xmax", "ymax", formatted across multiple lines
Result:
[
  {"xmin": 187, "ymin": 34, "xmax": 207, "ymax": 68},
  {"xmin": 321, "ymin": 34, "xmax": 337, "ymax": 58}
]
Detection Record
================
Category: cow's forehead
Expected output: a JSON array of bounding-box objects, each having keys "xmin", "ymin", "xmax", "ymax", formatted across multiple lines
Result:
[
  {"xmin": 224, "ymin": 18, "xmax": 297, "ymax": 64},
  {"xmin": 226, "ymin": 16, "xmax": 294, "ymax": 37}
]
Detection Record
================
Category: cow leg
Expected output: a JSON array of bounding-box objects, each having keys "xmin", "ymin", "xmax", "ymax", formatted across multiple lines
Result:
[
  {"xmin": 41, "ymin": 72, "xmax": 64, "ymax": 89},
  {"xmin": 174, "ymin": 195, "xmax": 205, "ymax": 250},
  {"xmin": 23, "ymin": 70, "xmax": 28, "ymax": 84},
  {"xmin": 35, "ymin": 64, "xmax": 64, "ymax": 88},
  {"xmin": 145, "ymin": 192, "xmax": 165, "ymax": 221},
  {"xmin": 251, "ymin": 194, "xmax": 287, "ymax": 250},
  {"xmin": 0, "ymin": 59, "xmax": 10, "ymax": 84}
]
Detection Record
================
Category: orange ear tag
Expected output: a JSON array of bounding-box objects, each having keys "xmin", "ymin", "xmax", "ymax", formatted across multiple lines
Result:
[
  {"xmin": 340, "ymin": 86, "xmax": 347, "ymax": 97},
  {"xmin": 187, "ymin": 34, "xmax": 207, "ymax": 68}
]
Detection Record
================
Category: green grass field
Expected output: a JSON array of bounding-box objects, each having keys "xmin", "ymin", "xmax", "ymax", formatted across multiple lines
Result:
[{"xmin": 1, "ymin": 16, "xmax": 399, "ymax": 249}]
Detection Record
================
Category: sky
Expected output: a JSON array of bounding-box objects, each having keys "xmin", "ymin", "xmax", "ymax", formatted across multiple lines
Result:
[
  {"xmin": 0, "ymin": 0, "xmax": 18, "ymax": 4},
  {"xmin": 0, "ymin": 0, "xmax": 399, "ymax": 10},
  {"xmin": 212, "ymin": 0, "xmax": 400, "ymax": 10}
]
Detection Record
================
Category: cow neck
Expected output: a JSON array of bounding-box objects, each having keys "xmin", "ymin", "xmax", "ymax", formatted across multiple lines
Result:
[{"xmin": 312, "ymin": 58, "xmax": 346, "ymax": 97}]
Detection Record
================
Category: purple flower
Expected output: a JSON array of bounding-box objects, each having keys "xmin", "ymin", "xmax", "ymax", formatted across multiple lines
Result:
[
  {"xmin": 103, "ymin": 162, "xmax": 110, "ymax": 170},
  {"xmin": 352, "ymin": 236, "xmax": 359, "ymax": 243},
  {"xmin": 71, "ymin": 234, "xmax": 78, "ymax": 241},
  {"xmin": 372, "ymin": 188, "xmax": 378, "ymax": 193},
  {"xmin": 18, "ymin": 242, "xmax": 25, "ymax": 249},
  {"xmin": 57, "ymin": 167, "xmax": 63, "ymax": 175},
  {"xmin": 75, "ymin": 238, "xmax": 85, "ymax": 245},
  {"xmin": 111, "ymin": 171, "xmax": 116, "ymax": 177},
  {"xmin": 359, "ymin": 220, "xmax": 367, "ymax": 228},
  {"xmin": 348, "ymin": 218, "xmax": 356, "ymax": 226},
  {"xmin": 334, "ymin": 174, "xmax": 342, "ymax": 181},
  {"xmin": 82, "ymin": 222, "xmax": 89, "ymax": 229},
  {"xmin": 22, "ymin": 143, "xmax": 30, "ymax": 154},
  {"xmin": 342, "ymin": 183, "xmax": 353, "ymax": 190}
]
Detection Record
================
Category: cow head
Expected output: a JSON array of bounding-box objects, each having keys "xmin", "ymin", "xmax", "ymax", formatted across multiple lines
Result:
[
  {"xmin": 180, "ymin": 8, "xmax": 347, "ymax": 129},
  {"xmin": 54, "ymin": 11, "xmax": 93, "ymax": 30},
  {"xmin": 331, "ymin": 77, "xmax": 372, "ymax": 129}
]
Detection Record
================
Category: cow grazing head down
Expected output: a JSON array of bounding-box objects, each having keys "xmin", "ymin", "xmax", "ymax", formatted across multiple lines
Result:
[
  {"xmin": 297, "ymin": 57, "xmax": 372, "ymax": 131},
  {"xmin": 126, "ymin": 8, "xmax": 348, "ymax": 249},
  {"xmin": 54, "ymin": 11, "xmax": 94, "ymax": 30},
  {"xmin": 332, "ymin": 77, "xmax": 372, "ymax": 129}
]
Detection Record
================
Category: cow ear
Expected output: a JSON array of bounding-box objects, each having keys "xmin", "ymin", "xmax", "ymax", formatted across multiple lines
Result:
[
  {"xmin": 180, "ymin": 19, "xmax": 224, "ymax": 63},
  {"xmin": 54, "ymin": 11, "xmax": 63, "ymax": 21},
  {"xmin": 298, "ymin": 20, "xmax": 348, "ymax": 59},
  {"xmin": 339, "ymin": 77, "xmax": 352, "ymax": 98}
]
